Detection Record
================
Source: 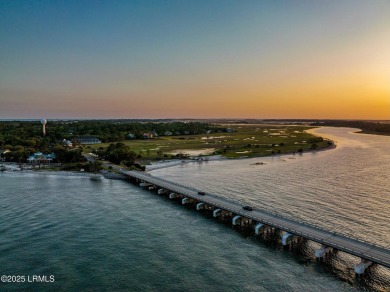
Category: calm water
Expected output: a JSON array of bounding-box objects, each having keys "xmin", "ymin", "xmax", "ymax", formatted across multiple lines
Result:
[{"xmin": 1, "ymin": 127, "xmax": 389, "ymax": 291}]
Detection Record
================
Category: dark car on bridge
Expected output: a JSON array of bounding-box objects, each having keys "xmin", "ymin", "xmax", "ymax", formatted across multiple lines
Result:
[
  {"xmin": 198, "ymin": 191, "xmax": 206, "ymax": 195},
  {"xmin": 243, "ymin": 206, "xmax": 254, "ymax": 211}
]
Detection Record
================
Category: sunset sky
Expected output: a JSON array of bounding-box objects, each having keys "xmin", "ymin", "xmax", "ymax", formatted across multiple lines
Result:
[{"xmin": 1, "ymin": 0, "xmax": 389, "ymax": 119}]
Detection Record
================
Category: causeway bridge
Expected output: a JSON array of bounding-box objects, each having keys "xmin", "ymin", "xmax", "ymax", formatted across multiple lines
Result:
[{"xmin": 121, "ymin": 170, "xmax": 390, "ymax": 274}]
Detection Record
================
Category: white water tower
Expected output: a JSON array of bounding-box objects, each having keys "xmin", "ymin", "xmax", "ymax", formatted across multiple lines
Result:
[{"xmin": 41, "ymin": 118, "xmax": 47, "ymax": 136}]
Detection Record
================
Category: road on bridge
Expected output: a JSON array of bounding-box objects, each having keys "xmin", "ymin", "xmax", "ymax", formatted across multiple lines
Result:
[{"xmin": 122, "ymin": 170, "xmax": 390, "ymax": 269}]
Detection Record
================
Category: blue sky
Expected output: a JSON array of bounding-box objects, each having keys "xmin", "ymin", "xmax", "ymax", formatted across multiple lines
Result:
[{"xmin": 1, "ymin": 0, "xmax": 389, "ymax": 119}]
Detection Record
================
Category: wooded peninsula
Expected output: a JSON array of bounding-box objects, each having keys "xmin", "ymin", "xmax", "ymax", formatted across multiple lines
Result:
[{"xmin": 1, "ymin": 119, "xmax": 387, "ymax": 172}]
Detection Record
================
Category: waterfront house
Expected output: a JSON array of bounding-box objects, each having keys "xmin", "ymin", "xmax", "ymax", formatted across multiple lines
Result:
[{"xmin": 27, "ymin": 152, "xmax": 56, "ymax": 164}]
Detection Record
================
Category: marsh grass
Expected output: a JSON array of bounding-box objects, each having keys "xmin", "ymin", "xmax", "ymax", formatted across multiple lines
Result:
[{"xmin": 85, "ymin": 125, "xmax": 330, "ymax": 160}]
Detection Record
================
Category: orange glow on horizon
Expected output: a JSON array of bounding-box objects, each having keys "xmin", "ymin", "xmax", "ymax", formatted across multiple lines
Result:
[{"xmin": 1, "ymin": 1, "xmax": 389, "ymax": 120}]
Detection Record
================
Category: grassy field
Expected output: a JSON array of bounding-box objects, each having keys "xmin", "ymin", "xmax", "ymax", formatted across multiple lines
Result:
[{"xmin": 83, "ymin": 124, "xmax": 332, "ymax": 161}]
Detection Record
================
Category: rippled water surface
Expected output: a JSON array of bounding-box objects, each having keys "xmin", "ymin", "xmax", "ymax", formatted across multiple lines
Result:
[
  {"xmin": 152, "ymin": 128, "xmax": 390, "ymax": 246},
  {"xmin": 1, "ymin": 127, "xmax": 389, "ymax": 291},
  {"xmin": 151, "ymin": 127, "xmax": 390, "ymax": 288}
]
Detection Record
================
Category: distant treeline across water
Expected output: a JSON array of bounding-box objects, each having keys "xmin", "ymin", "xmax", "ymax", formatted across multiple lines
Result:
[
  {"xmin": 239, "ymin": 119, "xmax": 390, "ymax": 136},
  {"xmin": 311, "ymin": 120, "xmax": 390, "ymax": 135}
]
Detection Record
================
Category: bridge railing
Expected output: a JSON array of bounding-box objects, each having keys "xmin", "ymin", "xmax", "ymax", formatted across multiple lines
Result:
[
  {"xmin": 125, "ymin": 170, "xmax": 389, "ymax": 251},
  {"xmin": 130, "ymin": 171, "xmax": 200, "ymax": 192},
  {"xmin": 192, "ymin": 189, "xmax": 388, "ymax": 251}
]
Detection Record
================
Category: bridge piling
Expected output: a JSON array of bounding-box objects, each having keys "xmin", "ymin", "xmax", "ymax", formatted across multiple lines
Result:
[
  {"xmin": 213, "ymin": 209, "xmax": 222, "ymax": 217},
  {"xmin": 169, "ymin": 193, "xmax": 182, "ymax": 200},
  {"xmin": 196, "ymin": 202, "xmax": 205, "ymax": 210},
  {"xmin": 122, "ymin": 170, "xmax": 390, "ymax": 274},
  {"xmin": 232, "ymin": 215, "xmax": 241, "ymax": 226},
  {"xmin": 158, "ymin": 188, "xmax": 167, "ymax": 195},
  {"xmin": 355, "ymin": 259, "xmax": 373, "ymax": 275},
  {"xmin": 315, "ymin": 245, "xmax": 333, "ymax": 260},
  {"xmin": 281, "ymin": 232, "xmax": 294, "ymax": 246},
  {"xmin": 182, "ymin": 197, "xmax": 190, "ymax": 205}
]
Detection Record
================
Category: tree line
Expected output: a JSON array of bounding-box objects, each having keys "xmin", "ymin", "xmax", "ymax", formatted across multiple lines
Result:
[
  {"xmin": 311, "ymin": 120, "xmax": 390, "ymax": 135},
  {"xmin": 0, "ymin": 120, "xmax": 222, "ymax": 163}
]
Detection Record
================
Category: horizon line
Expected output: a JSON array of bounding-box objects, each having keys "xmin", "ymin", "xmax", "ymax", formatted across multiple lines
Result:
[{"xmin": 0, "ymin": 118, "xmax": 389, "ymax": 122}]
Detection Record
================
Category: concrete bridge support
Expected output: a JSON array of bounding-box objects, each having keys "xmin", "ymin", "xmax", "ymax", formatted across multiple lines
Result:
[
  {"xmin": 123, "ymin": 171, "xmax": 390, "ymax": 272},
  {"xmin": 182, "ymin": 197, "xmax": 190, "ymax": 205},
  {"xmin": 315, "ymin": 245, "xmax": 333, "ymax": 259},
  {"xmin": 255, "ymin": 223, "xmax": 273, "ymax": 235},
  {"xmin": 281, "ymin": 232, "xmax": 295, "ymax": 246},
  {"xmin": 354, "ymin": 259, "xmax": 373, "ymax": 274},
  {"xmin": 169, "ymin": 193, "xmax": 181, "ymax": 199},
  {"xmin": 255, "ymin": 223, "xmax": 264, "ymax": 235},
  {"xmin": 196, "ymin": 203, "xmax": 205, "ymax": 210},
  {"xmin": 231, "ymin": 215, "xmax": 251, "ymax": 228},
  {"xmin": 281, "ymin": 232, "xmax": 301, "ymax": 246},
  {"xmin": 213, "ymin": 209, "xmax": 222, "ymax": 217},
  {"xmin": 182, "ymin": 197, "xmax": 195, "ymax": 205},
  {"xmin": 232, "ymin": 215, "xmax": 241, "ymax": 226},
  {"xmin": 212, "ymin": 209, "xmax": 231, "ymax": 222},
  {"xmin": 158, "ymin": 188, "xmax": 167, "ymax": 195}
]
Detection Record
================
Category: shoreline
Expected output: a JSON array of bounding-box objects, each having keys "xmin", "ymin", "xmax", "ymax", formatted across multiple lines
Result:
[
  {"xmin": 1, "ymin": 127, "xmax": 337, "ymax": 175},
  {"xmin": 147, "ymin": 140, "xmax": 337, "ymax": 172},
  {"xmin": 0, "ymin": 168, "xmax": 98, "ymax": 177},
  {"xmin": 1, "ymin": 141, "xmax": 337, "ymax": 175}
]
